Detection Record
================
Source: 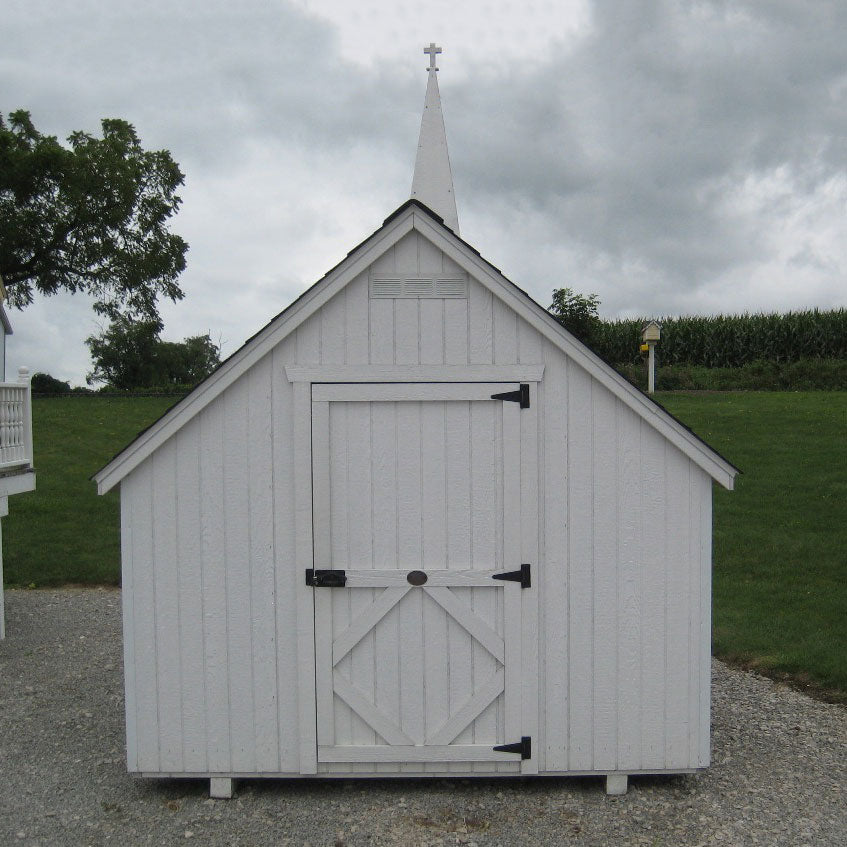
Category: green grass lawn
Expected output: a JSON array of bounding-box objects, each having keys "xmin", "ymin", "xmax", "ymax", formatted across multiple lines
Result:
[
  {"xmin": 3, "ymin": 392, "xmax": 845, "ymax": 699},
  {"xmin": 658, "ymin": 391, "xmax": 847, "ymax": 700},
  {"xmin": 3, "ymin": 396, "xmax": 176, "ymax": 585}
]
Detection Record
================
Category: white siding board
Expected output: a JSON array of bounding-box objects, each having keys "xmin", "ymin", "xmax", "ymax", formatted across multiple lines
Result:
[
  {"xmin": 397, "ymin": 403, "xmax": 424, "ymax": 768},
  {"xmin": 520, "ymin": 384, "xmax": 540, "ymax": 774},
  {"xmin": 567, "ymin": 364, "xmax": 593, "ymax": 771},
  {"xmin": 393, "ymin": 230, "xmax": 419, "ymax": 272},
  {"xmin": 698, "ymin": 475, "xmax": 713, "ymax": 767},
  {"xmin": 640, "ymin": 423, "xmax": 667, "ymax": 768},
  {"xmin": 468, "ymin": 281, "xmax": 493, "ymax": 364},
  {"xmin": 248, "ymin": 358, "xmax": 279, "ymax": 771},
  {"xmin": 152, "ymin": 442, "xmax": 183, "ymax": 773},
  {"xmin": 616, "ymin": 404, "xmax": 642, "ymax": 770},
  {"xmin": 120, "ymin": 483, "xmax": 138, "ymax": 771},
  {"xmin": 687, "ymin": 462, "xmax": 702, "ymax": 769},
  {"xmin": 518, "ymin": 320, "xmax": 543, "ymax": 364},
  {"xmin": 665, "ymin": 445, "xmax": 691, "ymax": 769},
  {"xmin": 296, "ymin": 311, "xmax": 321, "ymax": 365},
  {"xmin": 129, "ymin": 462, "xmax": 159, "ymax": 772},
  {"xmin": 199, "ymin": 399, "xmax": 231, "ymax": 772},
  {"xmin": 293, "ymin": 377, "xmax": 317, "ymax": 772},
  {"xmin": 371, "ymin": 402, "xmax": 401, "ymax": 772},
  {"xmin": 542, "ymin": 341, "xmax": 568, "ymax": 771},
  {"xmin": 418, "ymin": 232, "xmax": 444, "ymax": 272},
  {"xmin": 493, "ymin": 297, "xmax": 518, "ymax": 364},
  {"xmin": 222, "ymin": 380, "xmax": 256, "ymax": 772},
  {"xmin": 394, "ymin": 299, "xmax": 419, "ymax": 364},
  {"xmin": 271, "ymin": 337, "xmax": 300, "ymax": 771},
  {"xmin": 419, "ymin": 299, "xmax": 444, "ymax": 364},
  {"xmin": 369, "ymin": 300, "xmax": 394, "ymax": 365},
  {"xmin": 320, "ymin": 289, "xmax": 346, "ymax": 364},
  {"xmin": 344, "ymin": 273, "xmax": 370, "ymax": 364},
  {"xmin": 591, "ymin": 388, "xmax": 617, "ymax": 772},
  {"xmin": 444, "ymin": 299, "xmax": 468, "ymax": 364},
  {"xmin": 175, "ymin": 419, "xmax": 207, "ymax": 773}
]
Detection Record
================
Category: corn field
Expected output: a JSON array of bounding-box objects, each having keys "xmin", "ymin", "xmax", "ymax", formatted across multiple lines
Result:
[{"xmin": 593, "ymin": 308, "xmax": 847, "ymax": 367}]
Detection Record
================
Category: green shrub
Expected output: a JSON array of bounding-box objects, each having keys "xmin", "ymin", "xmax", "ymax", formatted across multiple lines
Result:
[{"xmin": 31, "ymin": 372, "xmax": 71, "ymax": 394}]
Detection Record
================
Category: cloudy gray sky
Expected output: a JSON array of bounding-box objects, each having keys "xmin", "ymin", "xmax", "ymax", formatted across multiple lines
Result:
[{"xmin": 4, "ymin": 0, "xmax": 846, "ymax": 385}]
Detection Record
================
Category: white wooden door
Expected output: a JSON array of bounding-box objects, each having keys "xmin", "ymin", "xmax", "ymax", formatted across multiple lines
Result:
[{"xmin": 310, "ymin": 382, "xmax": 537, "ymax": 772}]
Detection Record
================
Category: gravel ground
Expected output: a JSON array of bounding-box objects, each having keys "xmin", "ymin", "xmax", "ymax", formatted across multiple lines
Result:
[{"xmin": 0, "ymin": 587, "xmax": 844, "ymax": 847}]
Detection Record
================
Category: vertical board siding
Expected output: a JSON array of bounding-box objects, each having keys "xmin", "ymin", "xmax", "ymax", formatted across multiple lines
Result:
[
  {"xmin": 616, "ymin": 403, "xmax": 642, "ymax": 770},
  {"xmin": 247, "ymin": 357, "xmax": 279, "ymax": 771},
  {"xmin": 567, "ymin": 364, "xmax": 594, "ymax": 770},
  {"xmin": 272, "ymin": 335, "xmax": 300, "ymax": 771},
  {"xmin": 223, "ymin": 377, "xmax": 256, "ymax": 772},
  {"xmin": 151, "ymin": 440, "xmax": 182, "ymax": 772},
  {"xmin": 175, "ymin": 419, "xmax": 207, "ymax": 772},
  {"xmin": 120, "ymin": 486, "xmax": 138, "ymax": 771},
  {"xmin": 123, "ymin": 231, "xmax": 714, "ymax": 778},
  {"xmin": 665, "ymin": 445, "xmax": 691, "ymax": 768},
  {"xmin": 640, "ymin": 423, "xmax": 668, "ymax": 768},
  {"xmin": 130, "ymin": 461, "xmax": 159, "ymax": 772},
  {"xmin": 199, "ymin": 397, "xmax": 230, "ymax": 772},
  {"xmin": 591, "ymin": 388, "xmax": 617, "ymax": 771},
  {"xmin": 698, "ymin": 474, "xmax": 713, "ymax": 767},
  {"xmin": 542, "ymin": 340, "xmax": 568, "ymax": 771}
]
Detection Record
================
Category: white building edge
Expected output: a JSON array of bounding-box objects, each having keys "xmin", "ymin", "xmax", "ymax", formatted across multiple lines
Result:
[{"xmin": 0, "ymin": 278, "xmax": 36, "ymax": 639}]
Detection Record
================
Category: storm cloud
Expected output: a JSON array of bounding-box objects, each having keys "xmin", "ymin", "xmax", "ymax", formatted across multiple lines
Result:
[{"xmin": 3, "ymin": 0, "xmax": 846, "ymax": 383}]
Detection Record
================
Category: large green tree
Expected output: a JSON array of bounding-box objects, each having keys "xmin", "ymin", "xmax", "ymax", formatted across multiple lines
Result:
[
  {"xmin": 0, "ymin": 110, "xmax": 188, "ymax": 322},
  {"xmin": 86, "ymin": 317, "xmax": 220, "ymax": 390}
]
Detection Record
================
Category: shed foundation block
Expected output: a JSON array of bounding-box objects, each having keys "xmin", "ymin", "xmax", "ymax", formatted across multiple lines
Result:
[
  {"xmin": 605, "ymin": 774, "xmax": 628, "ymax": 795},
  {"xmin": 209, "ymin": 777, "xmax": 233, "ymax": 799}
]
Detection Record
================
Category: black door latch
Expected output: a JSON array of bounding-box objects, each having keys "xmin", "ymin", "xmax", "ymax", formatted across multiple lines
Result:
[{"xmin": 305, "ymin": 569, "xmax": 347, "ymax": 587}]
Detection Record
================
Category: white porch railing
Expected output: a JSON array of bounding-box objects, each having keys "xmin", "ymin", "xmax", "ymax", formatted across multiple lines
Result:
[{"xmin": 0, "ymin": 367, "xmax": 33, "ymax": 471}]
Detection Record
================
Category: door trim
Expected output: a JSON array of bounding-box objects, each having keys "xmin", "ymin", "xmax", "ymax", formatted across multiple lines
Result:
[{"xmin": 293, "ymin": 377, "xmax": 540, "ymax": 775}]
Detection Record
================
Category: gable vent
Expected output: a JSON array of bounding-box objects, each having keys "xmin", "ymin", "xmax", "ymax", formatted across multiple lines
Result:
[
  {"xmin": 435, "ymin": 278, "xmax": 467, "ymax": 297},
  {"xmin": 370, "ymin": 273, "xmax": 468, "ymax": 299},
  {"xmin": 370, "ymin": 279, "xmax": 404, "ymax": 297}
]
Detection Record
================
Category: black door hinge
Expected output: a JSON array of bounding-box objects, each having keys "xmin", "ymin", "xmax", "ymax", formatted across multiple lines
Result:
[
  {"xmin": 492, "ymin": 563, "xmax": 531, "ymax": 589},
  {"xmin": 305, "ymin": 569, "xmax": 347, "ymax": 587},
  {"xmin": 491, "ymin": 383, "xmax": 530, "ymax": 409},
  {"xmin": 493, "ymin": 736, "xmax": 531, "ymax": 759}
]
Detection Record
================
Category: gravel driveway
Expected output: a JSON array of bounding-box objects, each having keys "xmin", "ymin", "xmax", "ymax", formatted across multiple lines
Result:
[{"xmin": 0, "ymin": 587, "xmax": 844, "ymax": 846}]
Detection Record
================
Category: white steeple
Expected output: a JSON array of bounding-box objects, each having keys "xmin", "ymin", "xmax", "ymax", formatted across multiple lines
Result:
[{"xmin": 411, "ymin": 43, "xmax": 459, "ymax": 234}]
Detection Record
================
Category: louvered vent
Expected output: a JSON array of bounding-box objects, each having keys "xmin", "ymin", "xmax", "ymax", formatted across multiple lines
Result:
[
  {"xmin": 435, "ymin": 279, "xmax": 467, "ymax": 297},
  {"xmin": 370, "ymin": 279, "xmax": 404, "ymax": 297},
  {"xmin": 370, "ymin": 273, "xmax": 468, "ymax": 299}
]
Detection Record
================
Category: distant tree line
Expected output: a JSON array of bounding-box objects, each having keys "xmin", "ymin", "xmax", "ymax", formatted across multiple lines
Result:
[{"xmin": 85, "ymin": 317, "xmax": 220, "ymax": 391}]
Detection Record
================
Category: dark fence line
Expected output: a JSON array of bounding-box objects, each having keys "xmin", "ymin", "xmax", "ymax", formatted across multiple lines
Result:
[{"xmin": 33, "ymin": 391, "xmax": 188, "ymax": 399}]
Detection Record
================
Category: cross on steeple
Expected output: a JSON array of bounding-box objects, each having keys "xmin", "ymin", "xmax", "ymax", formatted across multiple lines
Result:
[{"xmin": 424, "ymin": 42, "xmax": 441, "ymax": 71}]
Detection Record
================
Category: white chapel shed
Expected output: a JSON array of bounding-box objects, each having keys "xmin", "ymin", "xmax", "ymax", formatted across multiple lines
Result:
[{"xmin": 94, "ymin": 47, "xmax": 737, "ymax": 798}]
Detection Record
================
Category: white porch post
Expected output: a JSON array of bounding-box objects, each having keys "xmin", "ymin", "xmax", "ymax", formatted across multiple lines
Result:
[{"xmin": 18, "ymin": 366, "xmax": 32, "ymax": 467}]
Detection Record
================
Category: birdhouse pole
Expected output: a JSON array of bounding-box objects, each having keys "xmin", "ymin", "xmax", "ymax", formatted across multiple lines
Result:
[
  {"xmin": 641, "ymin": 321, "xmax": 661, "ymax": 394},
  {"xmin": 647, "ymin": 342, "xmax": 656, "ymax": 394}
]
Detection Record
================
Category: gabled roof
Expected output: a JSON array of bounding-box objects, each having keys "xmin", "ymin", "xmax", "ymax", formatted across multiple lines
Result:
[{"xmin": 94, "ymin": 199, "xmax": 738, "ymax": 493}]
